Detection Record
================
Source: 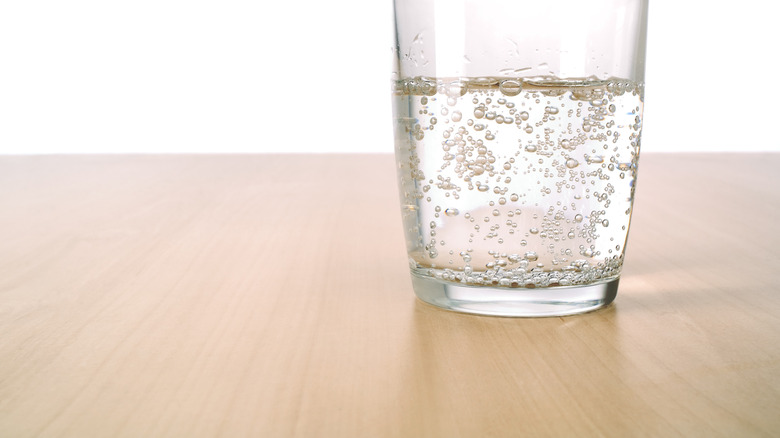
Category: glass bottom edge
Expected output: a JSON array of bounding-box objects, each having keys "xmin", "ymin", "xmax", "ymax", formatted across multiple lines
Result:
[{"xmin": 410, "ymin": 272, "xmax": 619, "ymax": 317}]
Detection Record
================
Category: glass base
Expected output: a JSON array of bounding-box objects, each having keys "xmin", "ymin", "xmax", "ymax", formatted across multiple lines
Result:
[{"xmin": 410, "ymin": 272, "xmax": 619, "ymax": 317}]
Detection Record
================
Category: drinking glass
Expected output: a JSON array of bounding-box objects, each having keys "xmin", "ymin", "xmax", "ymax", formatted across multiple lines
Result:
[{"xmin": 391, "ymin": 0, "xmax": 649, "ymax": 316}]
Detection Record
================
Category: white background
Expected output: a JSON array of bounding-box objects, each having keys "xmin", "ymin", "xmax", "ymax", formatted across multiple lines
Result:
[{"xmin": 1, "ymin": 1, "xmax": 778, "ymax": 154}]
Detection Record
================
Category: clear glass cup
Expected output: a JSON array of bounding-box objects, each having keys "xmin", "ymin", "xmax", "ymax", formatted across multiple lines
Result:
[{"xmin": 391, "ymin": 0, "xmax": 649, "ymax": 316}]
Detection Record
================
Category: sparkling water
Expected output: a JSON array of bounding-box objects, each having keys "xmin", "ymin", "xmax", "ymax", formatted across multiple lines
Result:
[{"xmin": 393, "ymin": 77, "xmax": 643, "ymax": 288}]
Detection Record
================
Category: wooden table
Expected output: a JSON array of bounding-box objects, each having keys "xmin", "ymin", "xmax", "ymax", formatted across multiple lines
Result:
[{"xmin": 1, "ymin": 154, "xmax": 779, "ymax": 437}]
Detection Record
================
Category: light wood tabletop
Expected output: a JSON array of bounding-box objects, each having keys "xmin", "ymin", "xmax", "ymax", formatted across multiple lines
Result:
[{"xmin": 1, "ymin": 153, "xmax": 779, "ymax": 437}]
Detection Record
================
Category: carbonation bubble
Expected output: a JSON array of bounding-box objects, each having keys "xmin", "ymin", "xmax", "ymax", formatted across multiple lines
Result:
[
  {"xmin": 499, "ymin": 80, "xmax": 522, "ymax": 96},
  {"xmin": 447, "ymin": 81, "xmax": 466, "ymax": 97},
  {"xmin": 510, "ymin": 193, "xmax": 519, "ymax": 202},
  {"xmin": 602, "ymin": 219, "xmax": 610, "ymax": 227},
  {"xmin": 524, "ymin": 251, "xmax": 539, "ymax": 261},
  {"xmin": 529, "ymin": 228, "xmax": 539, "ymax": 234},
  {"xmin": 451, "ymin": 111, "xmax": 462, "ymax": 122},
  {"xmin": 445, "ymin": 208, "xmax": 459, "ymax": 216},
  {"xmin": 545, "ymin": 106, "xmax": 559, "ymax": 115},
  {"xmin": 565, "ymin": 158, "xmax": 579, "ymax": 169},
  {"xmin": 519, "ymin": 111, "xmax": 529, "ymax": 121},
  {"xmin": 574, "ymin": 214, "xmax": 583, "ymax": 222},
  {"xmin": 525, "ymin": 145, "xmax": 537, "ymax": 153},
  {"xmin": 474, "ymin": 106, "xmax": 485, "ymax": 119}
]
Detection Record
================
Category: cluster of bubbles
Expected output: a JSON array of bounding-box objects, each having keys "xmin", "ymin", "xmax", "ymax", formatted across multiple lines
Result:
[
  {"xmin": 394, "ymin": 76, "xmax": 643, "ymax": 289},
  {"xmin": 426, "ymin": 254, "xmax": 623, "ymax": 288}
]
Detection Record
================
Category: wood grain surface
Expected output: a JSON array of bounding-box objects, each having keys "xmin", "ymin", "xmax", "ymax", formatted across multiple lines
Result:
[{"xmin": 1, "ymin": 154, "xmax": 779, "ymax": 437}]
